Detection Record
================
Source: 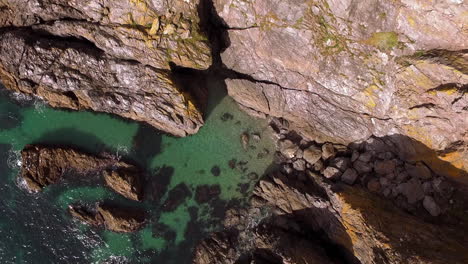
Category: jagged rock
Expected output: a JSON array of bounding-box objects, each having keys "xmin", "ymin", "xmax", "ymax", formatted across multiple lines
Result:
[
  {"xmin": 313, "ymin": 159, "xmax": 324, "ymax": 172},
  {"xmin": 68, "ymin": 205, "xmax": 102, "ymax": 227},
  {"xmin": 103, "ymin": 167, "xmax": 143, "ymax": 201},
  {"xmin": 215, "ymin": 0, "xmax": 468, "ymax": 179},
  {"xmin": 330, "ymin": 157, "xmax": 351, "ymax": 172},
  {"xmin": 423, "ymin": 196, "xmax": 441, "ymax": 217},
  {"xmin": 69, "ymin": 204, "xmax": 146, "ymax": 233},
  {"xmin": 374, "ymin": 159, "xmax": 397, "ymax": 175},
  {"xmin": 278, "ymin": 139, "xmax": 299, "ymax": 159},
  {"xmin": 303, "ymin": 145, "xmax": 322, "ymax": 165},
  {"xmin": 245, "ymin": 171, "xmax": 468, "ymax": 264},
  {"xmin": 321, "ymin": 143, "xmax": 336, "ymax": 160},
  {"xmin": 323, "ymin": 166, "xmax": 341, "ymax": 180},
  {"xmin": 0, "ymin": 0, "xmax": 212, "ymax": 136},
  {"xmin": 18, "ymin": 145, "xmax": 143, "ymax": 200},
  {"xmin": 293, "ymin": 159, "xmax": 306, "ymax": 171},
  {"xmin": 295, "ymin": 148, "xmax": 304, "ymax": 159},
  {"xmin": 193, "ymin": 225, "xmax": 335, "ymax": 264},
  {"xmin": 341, "ymin": 168, "xmax": 358, "ymax": 185},
  {"xmin": 351, "ymin": 151, "xmax": 360, "ymax": 162},
  {"xmin": 97, "ymin": 204, "xmax": 146, "ymax": 233}
]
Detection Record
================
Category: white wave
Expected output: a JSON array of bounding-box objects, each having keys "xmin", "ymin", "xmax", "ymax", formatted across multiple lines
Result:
[
  {"xmin": 115, "ymin": 145, "xmax": 130, "ymax": 160},
  {"xmin": 7, "ymin": 149, "xmax": 22, "ymax": 170}
]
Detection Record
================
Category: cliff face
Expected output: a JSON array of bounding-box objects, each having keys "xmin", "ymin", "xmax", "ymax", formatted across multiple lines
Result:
[
  {"xmin": 213, "ymin": 0, "xmax": 468, "ymax": 179},
  {"xmin": 0, "ymin": 0, "xmax": 212, "ymax": 136}
]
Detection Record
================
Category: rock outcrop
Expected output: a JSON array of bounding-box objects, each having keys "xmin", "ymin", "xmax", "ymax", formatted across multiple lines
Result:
[
  {"xmin": 194, "ymin": 120, "xmax": 468, "ymax": 264},
  {"xmin": 69, "ymin": 203, "xmax": 146, "ymax": 233},
  {"xmin": 214, "ymin": 0, "xmax": 468, "ymax": 179},
  {"xmin": 0, "ymin": 0, "xmax": 213, "ymax": 136},
  {"xmin": 19, "ymin": 145, "xmax": 143, "ymax": 201}
]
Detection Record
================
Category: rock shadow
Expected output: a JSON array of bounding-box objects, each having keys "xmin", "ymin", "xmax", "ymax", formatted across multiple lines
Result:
[
  {"xmin": 31, "ymin": 127, "xmax": 114, "ymax": 155},
  {"xmin": 131, "ymin": 123, "xmax": 162, "ymax": 169}
]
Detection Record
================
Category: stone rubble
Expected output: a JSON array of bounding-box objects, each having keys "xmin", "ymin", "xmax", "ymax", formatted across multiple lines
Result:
[{"xmin": 274, "ymin": 118, "xmax": 455, "ymax": 217}]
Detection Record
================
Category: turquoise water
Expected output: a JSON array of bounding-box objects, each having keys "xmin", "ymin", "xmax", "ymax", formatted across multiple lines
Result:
[{"xmin": 0, "ymin": 79, "xmax": 275, "ymax": 263}]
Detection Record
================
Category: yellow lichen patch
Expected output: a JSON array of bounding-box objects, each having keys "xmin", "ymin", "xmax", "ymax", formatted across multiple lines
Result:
[
  {"xmin": 401, "ymin": 67, "xmax": 436, "ymax": 92},
  {"xmin": 362, "ymin": 32, "xmax": 399, "ymax": 51},
  {"xmin": 363, "ymin": 85, "xmax": 379, "ymax": 108},
  {"xmin": 148, "ymin": 17, "xmax": 160, "ymax": 35},
  {"xmin": 407, "ymin": 16, "xmax": 416, "ymax": 27},
  {"xmin": 401, "ymin": 125, "xmax": 468, "ymax": 183},
  {"xmin": 402, "ymin": 125, "xmax": 434, "ymax": 148},
  {"xmin": 439, "ymin": 151, "xmax": 466, "ymax": 171}
]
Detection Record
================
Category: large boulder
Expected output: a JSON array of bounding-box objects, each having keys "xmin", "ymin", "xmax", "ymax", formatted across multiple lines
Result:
[
  {"xmin": 214, "ymin": 0, "xmax": 468, "ymax": 178},
  {"xmin": 0, "ymin": 0, "xmax": 213, "ymax": 136}
]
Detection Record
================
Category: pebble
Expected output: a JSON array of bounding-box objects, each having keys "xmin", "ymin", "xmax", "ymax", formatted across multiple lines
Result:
[
  {"xmin": 295, "ymin": 149, "xmax": 304, "ymax": 159},
  {"xmin": 323, "ymin": 166, "xmax": 342, "ymax": 180},
  {"xmin": 303, "ymin": 145, "xmax": 322, "ymax": 165},
  {"xmin": 293, "ymin": 159, "xmax": 306, "ymax": 171},
  {"xmin": 321, "ymin": 143, "xmax": 336, "ymax": 160},
  {"xmin": 423, "ymin": 196, "xmax": 441, "ymax": 216},
  {"xmin": 330, "ymin": 157, "xmax": 351, "ymax": 172},
  {"xmin": 278, "ymin": 139, "xmax": 298, "ymax": 159},
  {"xmin": 313, "ymin": 159, "xmax": 324, "ymax": 172}
]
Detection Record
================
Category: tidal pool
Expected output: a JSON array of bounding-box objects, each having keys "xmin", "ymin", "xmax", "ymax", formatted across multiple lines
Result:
[{"xmin": 0, "ymin": 79, "xmax": 275, "ymax": 263}]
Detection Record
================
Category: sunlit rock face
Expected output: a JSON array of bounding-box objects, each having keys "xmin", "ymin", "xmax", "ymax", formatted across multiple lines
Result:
[
  {"xmin": 0, "ymin": 0, "xmax": 213, "ymax": 136},
  {"xmin": 214, "ymin": 0, "xmax": 468, "ymax": 178}
]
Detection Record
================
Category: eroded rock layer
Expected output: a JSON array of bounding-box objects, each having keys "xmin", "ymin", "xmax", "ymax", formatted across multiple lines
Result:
[
  {"xmin": 0, "ymin": 0, "xmax": 213, "ymax": 136},
  {"xmin": 214, "ymin": 0, "xmax": 468, "ymax": 178},
  {"xmin": 69, "ymin": 203, "xmax": 146, "ymax": 233},
  {"xmin": 19, "ymin": 145, "xmax": 143, "ymax": 201}
]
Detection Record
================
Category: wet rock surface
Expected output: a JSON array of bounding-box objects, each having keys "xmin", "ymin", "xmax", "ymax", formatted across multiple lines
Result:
[
  {"xmin": 214, "ymin": 0, "xmax": 468, "ymax": 178},
  {"xmin": 19, "ymin": 145, "xmax": 143, "ymax": 201},
  {"xmin": 69, "ymin": 203, "xmax": 146, "ymax": 233},
  {"xmin": 0, "ymin": 0, "xmax": 213, "ymax": 136}
]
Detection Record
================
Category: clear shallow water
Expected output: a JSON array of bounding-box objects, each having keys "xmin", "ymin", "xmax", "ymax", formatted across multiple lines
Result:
[{"xmin": 0, "ymin": 80, "xmax": 275, "ymax": 263}]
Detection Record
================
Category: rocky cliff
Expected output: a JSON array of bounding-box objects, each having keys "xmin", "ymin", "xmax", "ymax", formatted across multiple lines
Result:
[
  {"xmin": 0, "ymin": 0, "xmax": 213, "ymax": 136},
  {"xmin": 1, "ymin": 0, "xmax": 467, "ymax": 263},
  {"xmin": 214, "ymin": 0, "xmax": 467, "ymax": 181}
]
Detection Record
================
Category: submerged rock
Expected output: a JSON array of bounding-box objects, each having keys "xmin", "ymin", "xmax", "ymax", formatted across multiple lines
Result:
[
  {"xmin": 69, "ymin": 203, "xmax": 146, "ymax": 233},
  {"xmin": 19, "ymin": 145, "xmax": 143, "ymax": 201}
]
